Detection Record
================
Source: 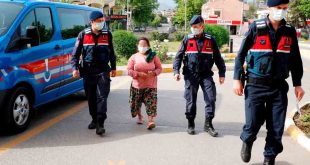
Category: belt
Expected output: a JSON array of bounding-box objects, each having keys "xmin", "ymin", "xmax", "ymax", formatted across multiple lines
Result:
[{"xmin": 247, "ymin": 77, "xmax": 284, "ymax": 86}]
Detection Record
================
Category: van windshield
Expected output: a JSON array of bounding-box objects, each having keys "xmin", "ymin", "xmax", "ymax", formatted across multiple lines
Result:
[{"xmin": 0, "ymin": 2, "xmax": 24, "ymax": 37}]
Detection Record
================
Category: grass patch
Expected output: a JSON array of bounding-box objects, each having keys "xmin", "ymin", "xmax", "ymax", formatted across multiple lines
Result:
[
  {"xmin": 151, "ymin": 41, "xmax": 180, "ymax": 52},
  {"xmin": 294, "ymin": 103, "xmax": 310, "ymax": 138}
]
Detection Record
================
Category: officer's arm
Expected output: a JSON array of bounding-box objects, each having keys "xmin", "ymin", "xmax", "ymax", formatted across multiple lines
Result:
[
  {"xmin": 289, "ymin": 28, "xmax": 303, "ymax": 87},
  {"xmin": 233, "ymin": 23, "xmax": 256, "ymax": 80},
  {"xmin": 173, "ymin": 36, "xmax": 187, "ymax": 75},
  {"xmin": 71, "ymin": 32, "xmax": 84, "ymax": 71},
  {"xmin": 108, "ymin": 31, "xmax": 117, "ymax": 71},
  {"xmin": 211, "ymin": 37, "xmax": 226, "ymax": 77}
]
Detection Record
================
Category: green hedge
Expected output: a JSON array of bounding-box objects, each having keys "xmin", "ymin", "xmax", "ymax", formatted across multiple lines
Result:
[
  {"xmin": 151, "ymin": 31, "xmax": 169, "ymax": 41},
  {"xmin": 204, "ymin": 25, "xmax": 229, "ymax": 48},
  {"xmin": 112, "ymin": 30, "xmax": 137, "ymax": 59},
  {"xmin": 174, "ymin": 31, "xmax": 187, "ymax": 41}
]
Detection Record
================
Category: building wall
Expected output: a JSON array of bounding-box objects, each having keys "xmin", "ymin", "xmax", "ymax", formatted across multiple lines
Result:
[{"xmin": 202, "ymin": 0, "xmax": 249, "ymax": 21}]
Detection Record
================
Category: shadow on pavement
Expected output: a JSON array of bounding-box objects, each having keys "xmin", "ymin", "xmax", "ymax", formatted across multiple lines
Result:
[
  {"xmin": 0, "ymin": 88, "xmax": 290, "ymax": 149},
  {"xmin": 251, "ymin": 161, "xmax": 293, "ymax": 165}
]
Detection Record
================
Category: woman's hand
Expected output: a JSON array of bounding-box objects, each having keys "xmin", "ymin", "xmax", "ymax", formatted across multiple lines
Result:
[
  {"xmin": 138, "ymin": 72, "xmax": 148, "ymax": 78},
  {"xmin": 147, "ymin": 71, "xmax": 156, "ymax": 77}
]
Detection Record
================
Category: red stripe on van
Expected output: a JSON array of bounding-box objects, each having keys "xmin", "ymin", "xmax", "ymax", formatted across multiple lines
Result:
[{"xmin": 20, "ymin": 55, "xmax": 64, "ymax": 74}]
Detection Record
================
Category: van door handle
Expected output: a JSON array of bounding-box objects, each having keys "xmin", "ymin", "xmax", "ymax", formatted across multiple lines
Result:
[{"xmin": 54, "ymin": 44, "xmax": 61, "ymax": 50}]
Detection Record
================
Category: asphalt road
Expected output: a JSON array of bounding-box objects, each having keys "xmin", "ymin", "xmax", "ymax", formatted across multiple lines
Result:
[{"xmin": 0, "ymin": 57, "xmax": 309, "ymax": 165}]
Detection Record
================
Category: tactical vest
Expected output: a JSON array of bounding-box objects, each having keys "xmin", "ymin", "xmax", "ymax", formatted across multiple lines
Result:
[
  {"xmin": 184, "ymin": 33, "xmax": 214, "ymax": 74},
  {"xmin": 78, "ymin": 28, "xmax": 112, "ymax": 75},
  {"xmin": 246, "ymin": 20, "xmax": 292, "ymax": 79},
  {"xmin": 82, "ymin": 28, "xmax": 110, "ymax": 64}
]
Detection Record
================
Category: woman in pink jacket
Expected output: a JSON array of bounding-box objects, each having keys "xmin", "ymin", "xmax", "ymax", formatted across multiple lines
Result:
[{"xmin": 127, "ymin": 37, "xmax": 162, "ymax": 130}]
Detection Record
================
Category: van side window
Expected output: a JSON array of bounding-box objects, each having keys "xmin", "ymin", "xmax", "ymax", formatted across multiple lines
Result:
[
  {"xmin": 19, "ymin": 8, "xmax": 53, "ymax": 48},
  {"xmin": 35, "ymin": 8, "xmax": 53, "ymax": 43},
  {"xmin": 57, "ymin": 8, "xmax": 89, "ymax": 40},
  {"xmin": 20, "ymin": 10, "xmax": 36, "ymax": 38}
]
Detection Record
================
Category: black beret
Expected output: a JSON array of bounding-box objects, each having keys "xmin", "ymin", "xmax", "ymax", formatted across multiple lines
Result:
[
  {"xmin": 189, "ymin": 15, "xmax": 204, "ymax": 26},
  {"xmin": 267, "ymin": 0, "xmax": 289, "ymax": 7},
  {"xmin": 89, "ymin": 11, "xmax": 104, "ymax": 21}
]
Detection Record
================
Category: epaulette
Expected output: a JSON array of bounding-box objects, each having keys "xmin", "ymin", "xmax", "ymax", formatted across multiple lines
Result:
[
  {"xmin": 188, "ymin": 34, "xmax": 195, "ymax": 39},
  {"xmin": 255, "ymin": 19, "xmax": 267, "ymax": 30},
  {"xmin": 101, "ymin": 29, "xmax": 108, "ymax": 34},
  {"xmin": 204, "ymin": 33, "xmax": 211, "ymax": 39},
  {"xmin": 285, "ymin": 24, "xmax": 292, "ymax": 28},
  {"xmin": 84, "ymin": 28, "xmax": 91, "ymax": 34}
]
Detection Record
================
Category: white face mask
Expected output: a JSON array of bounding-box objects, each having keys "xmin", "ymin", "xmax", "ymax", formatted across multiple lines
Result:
[
  {"xmin": 138, "ymin": 46, "xmax": 149, "ymax": 54},
  {"xmin": 93, "ymin": 22, "xmax": 105, "ymax": 30},
  {"xmin": 191, "ymin": 27, "xmax": 202, "ymax": 35},
  {"xmin": 271, "ymin": 8, "xmax": 287, "ymax": 21}
]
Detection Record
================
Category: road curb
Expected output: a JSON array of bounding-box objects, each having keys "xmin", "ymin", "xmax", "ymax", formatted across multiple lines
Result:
[{"xmin": 285, "ymin": 102, "xmax": 310, "ymax": 152}]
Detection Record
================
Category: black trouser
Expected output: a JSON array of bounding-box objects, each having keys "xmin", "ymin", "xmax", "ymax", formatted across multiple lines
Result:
[
  {"xmin": 83, "ymin": 72, "xmax": 111, "ymax": 125},
  {"xmin": 241, "ymin": 79, "xmax": 289, "ymax": 159},
  {"xmin": 184, "ymin": 74, "xmax": 216, "ymax": 120}
]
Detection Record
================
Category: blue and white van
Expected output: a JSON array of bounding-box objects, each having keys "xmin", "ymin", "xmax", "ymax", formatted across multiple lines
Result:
[{"xmin": 0, "ymin": 0, "xmax": 99, "ymax": 132}]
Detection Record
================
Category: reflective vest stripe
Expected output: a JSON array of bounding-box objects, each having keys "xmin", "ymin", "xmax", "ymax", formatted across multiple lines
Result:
[
  {"xmin": 185, "ymin": 51, "xmax": 199, "ymax": 53},
  {"xmin": 250, "ymin": 49, "xmax": 273, "ymax": 53},
  {"xmin": 276, "ymin": 50, "xmax": 290, "ymax": 53},
  {"xmin": 201, "ymin": 51, "xmax": 213, "ymax": 54}
]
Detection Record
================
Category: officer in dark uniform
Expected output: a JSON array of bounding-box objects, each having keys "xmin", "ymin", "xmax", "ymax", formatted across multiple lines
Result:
[
  {"xmin": 71, "ymin": 11, "xmax": 116, "ymax": 136},
  {"xmin": 233, "ymin": 0, "xmax": 305, "ymax": 164},
  {"xmin": 174, "ymin": 15, "xmax": 226, "ymax": 136}
]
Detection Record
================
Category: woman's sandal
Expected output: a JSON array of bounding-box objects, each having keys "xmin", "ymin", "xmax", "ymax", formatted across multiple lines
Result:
[{"xmin": 147, "ymin": 121, "xmax": 156, "ymax": 130}]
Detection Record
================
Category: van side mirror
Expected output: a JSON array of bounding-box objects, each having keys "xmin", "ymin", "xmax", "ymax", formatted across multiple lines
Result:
[{"xmin": 21, "ymin": 26, "xmax": 40, "ymax": 47}]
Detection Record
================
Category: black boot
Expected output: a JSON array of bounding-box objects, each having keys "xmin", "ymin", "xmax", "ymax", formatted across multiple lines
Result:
[
  {"xmin": 204, "ymin": 118, "xmax": 218, "ymax": 137},
  {"xmin": 88, "ymin": 120, "xmax": 96, "ymax": 129},
  {"xmin": 187, "ymin": 119, "xmax": 195, "ymax": 135},
  {"xmin": 263, "ymin": 157, "xmax": 275, "ymax": 165},
  {"xmin": 96, "ymin": 122, "xmax": 105, "ymax": 135},
  {"xmin": 240, "ymin": 142, "xmax": 253, "ymax": 163}
]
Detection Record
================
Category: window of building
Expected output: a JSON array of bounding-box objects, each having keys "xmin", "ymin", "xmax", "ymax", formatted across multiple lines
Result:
[{"xmin": 214, "ymin": 10, "xmax": 222, "ymax": 18}]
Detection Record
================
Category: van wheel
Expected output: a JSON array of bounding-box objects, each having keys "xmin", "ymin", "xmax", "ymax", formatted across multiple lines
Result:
[{"xmin": 4, "ymin": 87, "xmax": 33, "ymax": 133}]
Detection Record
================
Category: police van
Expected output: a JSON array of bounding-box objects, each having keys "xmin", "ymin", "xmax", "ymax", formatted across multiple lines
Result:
[{"xmin": 0, "ymin": 0, "xmax": 100, "ymax": 132}]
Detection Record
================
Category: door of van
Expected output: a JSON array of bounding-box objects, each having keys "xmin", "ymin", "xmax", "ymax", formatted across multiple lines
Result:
[
  {"xmin": 18, "ymin": 7, "xmax": 63, "ymax": 106},
  {"xmin": 56, "ymin": 8, "xmax": 91, "ymax": 96}
]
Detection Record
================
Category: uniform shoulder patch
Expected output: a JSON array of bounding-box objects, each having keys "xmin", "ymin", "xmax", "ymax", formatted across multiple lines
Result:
[
  {"xmin": 84, "ymin": 28, "xmax": 91, "ymax": 34},
  {"xmin": 204, "ymin": 33, "xmax": 211, "ymax": 39},
  {"xmin": 188, "ymin": 34, "xmax": 195, "ymax": 39},
  {"xmin": 255, "ymin": 19, "xmax": 267, "ymax": 30},
  {"xmin": 101, "ymin": 29, "xmax": 108, "ymax": 34}
]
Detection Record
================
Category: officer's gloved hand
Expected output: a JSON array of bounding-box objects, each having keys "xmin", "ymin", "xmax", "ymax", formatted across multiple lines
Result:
[{"xmin": 174, "ymin": 74, "xmax": 181, "ymax": 81}]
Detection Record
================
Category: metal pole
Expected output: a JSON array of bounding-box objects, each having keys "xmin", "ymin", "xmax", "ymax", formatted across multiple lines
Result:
[
  {"xmin": 184, "ymin": 0, "xmax": 187, "ymax": 32},
  {"xmin": 239, "ymin": 0, "xmax": 244, "ymax": 35},
  {"xmin": 126, "ymin": 0, "xmax": 129, "ymax": 31}
]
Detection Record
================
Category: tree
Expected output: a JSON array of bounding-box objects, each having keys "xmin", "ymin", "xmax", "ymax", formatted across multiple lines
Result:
[
  {"xmin": 288, "ymin": 0, "xmax": 308, "ymax": 27},
  {"xmin": 118, "ymin": 0, "xmax": 159, "ymax": 27},
  {"xmin": 151, "ymin": 15, "xmax": 162, "ymax": 27},
  {"xmin": 298, "ymin": 0, "xmax": 310, "ymax": 19},
  {"xmin": 244, "ymin": 3, "xmax": 258, "ymax": 20},
  {"xmin": 173, "ymin": 0, "xmax": 207, "ymax": 28}
]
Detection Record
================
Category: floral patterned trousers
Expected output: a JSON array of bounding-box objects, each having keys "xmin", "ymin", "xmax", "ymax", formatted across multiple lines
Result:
[{"xmin": 129, "ymin": 86, "xmax": 157, "ymax": 118}]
